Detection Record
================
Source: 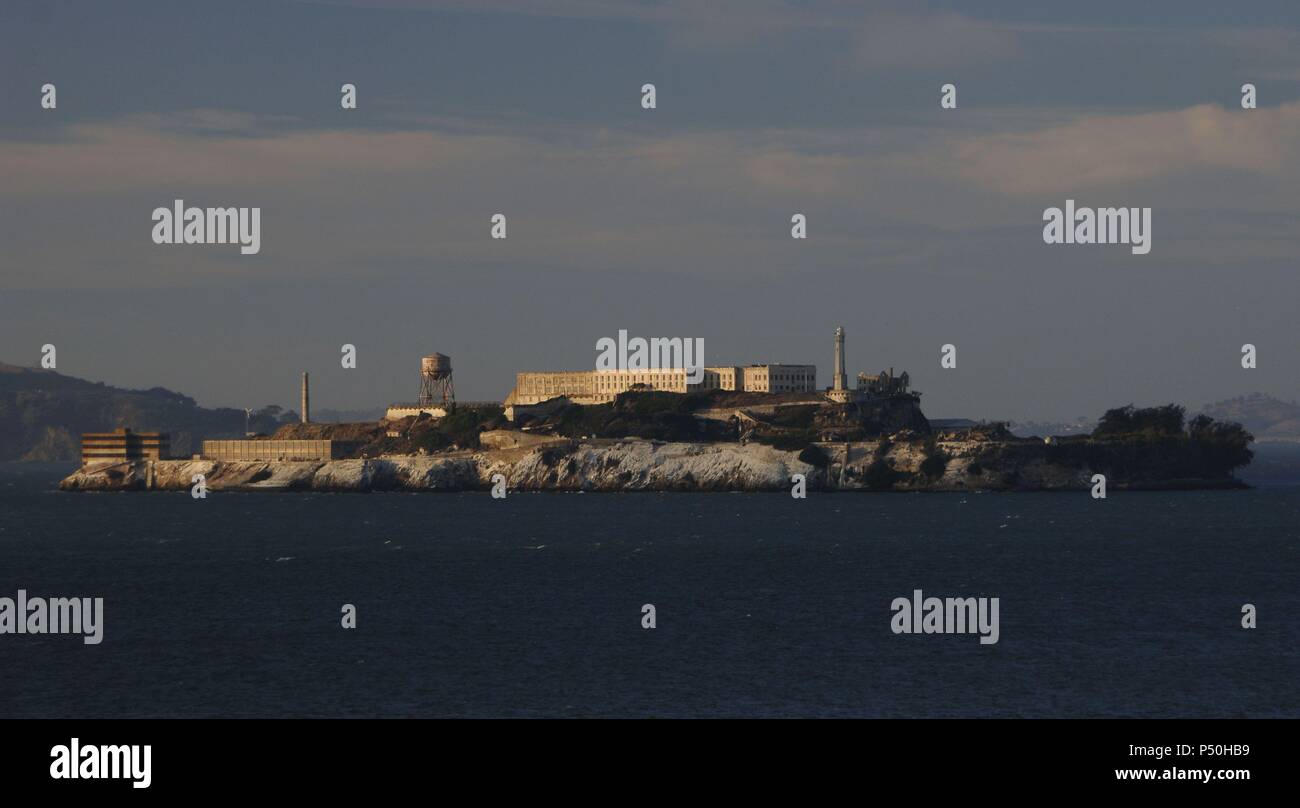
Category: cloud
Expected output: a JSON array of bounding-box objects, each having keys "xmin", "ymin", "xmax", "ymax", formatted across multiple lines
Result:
[
  {"xmin": 853, "ymin": 12, "xmax": 1020, "ymax": 69},
  {"xmin": 948, "ymin": 102, "xmax": 1300, "ymax": 195},
  {"xmin": 4, "ymin": 100, "xmax": 1299, "ymax": 293},
  {"xmin": 294, "ymin": 1, "xmax": 1024, "ymax": 64},
  {"xmin": 290, "ymin": 0, "xmax": 834, "ymax": 29},
  {"xmin": 0, "ymin": 111, "xmax": 959, "ymax": 290},
  {"xmin": 0, "ymin": 116, "xmax": 477, "ymax": 194},
  {"xmin": 1212, "ymin": 28, "xmax": 1300, "ymax": 81},
  {"xmin": 0, "ymin": 110, "xmax": 915, "ymax": 200}
]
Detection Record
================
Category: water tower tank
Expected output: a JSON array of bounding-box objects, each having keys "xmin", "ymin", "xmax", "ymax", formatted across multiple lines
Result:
[
  {"xmin": 418, "ymin": 353, "xmax": 455, "ymax": 408},
  {"xmin": 421, "ymin": 353, "xmax": 452, "ymax": 378}
]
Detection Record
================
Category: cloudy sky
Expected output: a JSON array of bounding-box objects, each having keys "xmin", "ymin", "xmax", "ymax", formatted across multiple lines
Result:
[{"xmin": 2, "ymin": 0, "xmax": 1298, "ymax": 420}]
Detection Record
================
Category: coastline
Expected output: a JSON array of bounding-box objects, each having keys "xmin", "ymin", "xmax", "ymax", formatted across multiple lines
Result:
[{"xmin": 57, "ymin": 436, "xmax": 1249, "ymax": 493}]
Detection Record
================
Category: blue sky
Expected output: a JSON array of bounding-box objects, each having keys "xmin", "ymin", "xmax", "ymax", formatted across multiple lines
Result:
[{"xmin": 2, "ymin": 0, "xmax": 1298, "ymax": 420}]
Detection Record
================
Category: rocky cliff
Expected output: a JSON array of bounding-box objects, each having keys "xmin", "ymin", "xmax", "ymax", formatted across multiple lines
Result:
[{"xmin": 58, "ymin": 435, "xmax": 1247, "ymax": 493}]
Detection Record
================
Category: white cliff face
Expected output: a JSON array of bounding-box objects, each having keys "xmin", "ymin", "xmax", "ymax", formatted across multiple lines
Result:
[
  {"xmin": 60, "ymin": 439, "xmax": 817, "ymax": 492},
  {"xmin": 487, "ymin": 440, "xmax": 812, "ymax": 491}
]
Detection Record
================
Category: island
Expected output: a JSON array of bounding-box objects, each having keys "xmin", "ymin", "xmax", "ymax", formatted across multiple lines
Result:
[{"xmin": 59, "ymin": 393, "xmax": 1253, "ymax": 493}]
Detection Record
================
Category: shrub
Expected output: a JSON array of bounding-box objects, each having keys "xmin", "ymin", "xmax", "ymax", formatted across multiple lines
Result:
[
  {"xmin": 798, "ymin": 444, "xmax": 831, "ymax": 468},
  {"xmin": 863, "ymin": 459, "xmax": 903, "ymax": 490},
  {"xmin": 919, "ymin": 451, "xmax": 950, "ymax": 478},
  {"xmin": 1093, "ymin": 404, "xmax": 1186, "ymax": 438}
]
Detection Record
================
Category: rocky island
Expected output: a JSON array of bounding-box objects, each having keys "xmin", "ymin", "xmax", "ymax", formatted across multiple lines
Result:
[{"xmin": 59, "ymin": 393, "xmax": 1254, "ymax": 493}]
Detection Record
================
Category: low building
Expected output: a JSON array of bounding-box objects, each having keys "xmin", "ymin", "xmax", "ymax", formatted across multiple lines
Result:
[
  {"xmin": 200, "ymin": 439, "xmax": 354, "ymax": 461},
  {"xmin": 80, "ymin": 428, "xmax": 170, "ymax": 465},
  {"xmin": 384, "ymin": 404, "xmax": 448, "ymax": 421}
]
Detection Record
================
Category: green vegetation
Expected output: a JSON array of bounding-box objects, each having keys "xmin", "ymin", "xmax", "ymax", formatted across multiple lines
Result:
[
  {"xmin": 1093, "ymin": 404, "xmax": 1187, "ymax": 438},
  {"xmin": 519, "ymin": 390, "xmax": 931, "ymax": 448},
  {"xmin": 748, "ymin": 405, "xmax": 824, "ymax": 451},
  {"xmin": 766, "ymin": 404, "xmax": 820, "ymax": 429},
  {"xmin": 522, "ymin": 391, "xmax": 733, "ymax": 443},
  {"xmin": 1015, "ymin": 404, "xmax": 1256, "ymax": 481},
  {"xmin": 1088, "ymin": 404, "xmax": 1253, "ymax": 476},
  {"xmin": 959, "ymin": 404, "xmax": 1254, "ymax": 486},
  {"xmin": 1186, "ymin": 413, "xmax": 1255, "ymax": 471},
  {"xmin": 919, "ymin": 451, "xmax": 950, "ymax": 479},
  {"xmin": 407, "ymin": 406, "xmax": 507, "ymax": 452}
]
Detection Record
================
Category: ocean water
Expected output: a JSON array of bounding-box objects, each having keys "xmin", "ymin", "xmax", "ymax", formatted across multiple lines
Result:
[{"xmin": 1, "ymin": 458, "xmax": 1298, "ymax": 718}]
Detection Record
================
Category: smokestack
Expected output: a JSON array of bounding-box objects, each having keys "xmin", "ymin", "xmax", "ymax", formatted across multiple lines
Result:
[
  {"xmin": 833, "ymin": 326, "xmax": 847, "ymax": 392},
  {"xmin": 301, "ymin": 372, "xmax": 310, "ymax": 424}
]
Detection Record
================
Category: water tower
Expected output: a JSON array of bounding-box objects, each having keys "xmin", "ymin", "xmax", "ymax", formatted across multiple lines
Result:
[{"xmin": 418, "ymin": 353, "xmax": 455, "ymax": 409}]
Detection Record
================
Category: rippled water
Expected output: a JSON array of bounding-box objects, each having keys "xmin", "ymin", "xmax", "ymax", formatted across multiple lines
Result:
[{"xmin": 2, "ymin": 460, "xmax": 1297, "ymax": 717}]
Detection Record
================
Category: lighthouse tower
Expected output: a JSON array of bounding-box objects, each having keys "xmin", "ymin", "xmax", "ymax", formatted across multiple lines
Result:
[{"xmin": 827, "ymin": 326, "xmax": 853, "ymax": 403}]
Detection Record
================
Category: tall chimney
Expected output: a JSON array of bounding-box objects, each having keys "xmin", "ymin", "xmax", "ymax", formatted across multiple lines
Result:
[
  {"xmin": 301, "ymin": 372, "xmax": 310, "ymax": 424},
  {"xmin": 832, "ymin": 326, "xmax": 847, "ymax": 392}
]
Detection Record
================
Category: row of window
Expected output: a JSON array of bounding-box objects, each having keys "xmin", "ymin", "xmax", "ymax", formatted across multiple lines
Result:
[{"xmin": 524, "ymin": 368, "xmax": 816, "ymax": 396}]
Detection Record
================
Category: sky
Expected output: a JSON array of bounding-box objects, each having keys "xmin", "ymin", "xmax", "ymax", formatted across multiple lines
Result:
[{"xmin": 1, "ymin": 0, "xmax": 1298, "ymax": 420}]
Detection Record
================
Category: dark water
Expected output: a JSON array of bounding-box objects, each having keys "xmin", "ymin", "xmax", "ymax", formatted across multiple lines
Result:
[{"xmin": 2, "ymin": 458, "xmax": 1298, "ymax": 718}]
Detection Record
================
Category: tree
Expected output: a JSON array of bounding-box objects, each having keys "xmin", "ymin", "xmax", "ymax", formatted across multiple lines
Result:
[{"xmin": 1093, "ymin": 404, "xmax": 1185, "ymax": 437}]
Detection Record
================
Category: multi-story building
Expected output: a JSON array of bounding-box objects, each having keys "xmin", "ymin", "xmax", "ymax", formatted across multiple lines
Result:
[
  {"xmin": 740, "ymin": 364, "xmax": 817, "ymax": 394},
  {"xmin": 502, "ymin": 327, "xmax": 914, "ymax": 421},
  {"xmin": 80, "ymin": 428, "xmax": 170, "ymax": 466},
  {"xmin": 505, "ymin": 364, "xmax": 818, "ymax": 408}
]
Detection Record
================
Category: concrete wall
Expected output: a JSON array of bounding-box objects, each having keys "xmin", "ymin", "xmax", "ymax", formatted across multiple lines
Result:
[{"xmin": 384, "ymin": 406, "xmax": 448, "ymax": 421}]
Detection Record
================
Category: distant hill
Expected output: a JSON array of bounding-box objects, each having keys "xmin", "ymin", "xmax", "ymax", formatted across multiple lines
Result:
[
  {"xmin": 1198, "ymin": 393, "xmax": 1300, "ymax": 442},
  {"xmin": 1008, "ymin": 417, "xmax": 1095, "ymax": 438},
  {"xmin": 313, "ymin": 407, "xmax": 387, "ymax": 423},
  {"xmin": 0, "ymin": 362, "xmax": 301, "ymax": 461}
]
